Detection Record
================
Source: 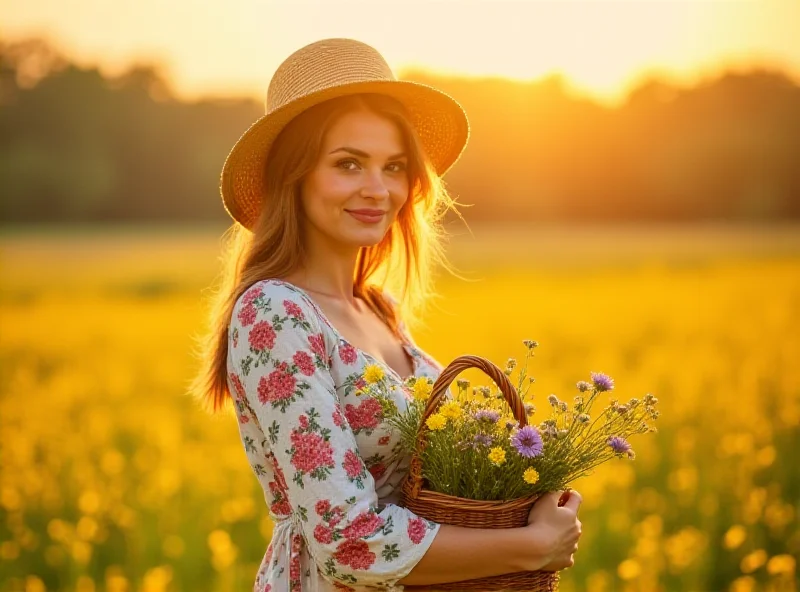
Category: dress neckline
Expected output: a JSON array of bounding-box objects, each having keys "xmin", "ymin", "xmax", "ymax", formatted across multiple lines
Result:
[{"xmin": 264, "ymin": 279, "xmax": 419, "ymax": 383}]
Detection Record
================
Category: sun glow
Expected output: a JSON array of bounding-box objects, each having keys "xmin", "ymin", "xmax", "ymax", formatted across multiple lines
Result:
[{"xmin": 1, "ymin": 0, "xmax": 799, "ymax": 106}]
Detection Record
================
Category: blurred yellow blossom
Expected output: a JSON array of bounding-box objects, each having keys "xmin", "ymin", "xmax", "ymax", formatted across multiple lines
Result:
[
  {"xmin": 617, "ymin": 559, "xmax": 641, "ymax": 581},
  {"xmin": 723, "ymin": 524, "xmax": 747, "ymax": 550},
  {"xmin": 740, "ymin": 549, "xmax": 768, "ymax": 574},
  {"xmin": 766, "ymin": 554, "xmax": 795, "ymax": 576}
]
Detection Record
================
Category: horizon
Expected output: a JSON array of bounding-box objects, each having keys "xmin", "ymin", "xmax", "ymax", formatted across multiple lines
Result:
[{"xmin": 2, "ymin": 0, "xmax": 800, "ymax": 108}]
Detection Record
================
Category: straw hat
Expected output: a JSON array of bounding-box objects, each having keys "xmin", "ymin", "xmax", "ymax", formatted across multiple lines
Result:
[{"xmin": 219, "ymin": 38, "xmax": 470, "ymax": 229}]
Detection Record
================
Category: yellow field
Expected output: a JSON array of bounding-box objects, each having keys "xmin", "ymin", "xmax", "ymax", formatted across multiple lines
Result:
[{"xmin": 1, "ymin": 224, "xmax": 798, "ymax": 592}]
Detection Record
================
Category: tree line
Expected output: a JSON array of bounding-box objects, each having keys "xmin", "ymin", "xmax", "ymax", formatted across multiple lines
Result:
[{"xmin": 2, "ymin": 37, "xmax": 799, "ymax": 225}]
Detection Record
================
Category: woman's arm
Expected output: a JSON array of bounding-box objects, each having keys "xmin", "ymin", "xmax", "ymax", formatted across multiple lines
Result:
[
  {"xmin": 399, "ymin": 489, "xmax": 583, "ymax": 586},
  {"xmin": 229, "ymin": 281, "xmax": 444, "ymax": 590},
  {"xmin": 397, "ymin": 523, "xmax": 543, "ymax": 586}
]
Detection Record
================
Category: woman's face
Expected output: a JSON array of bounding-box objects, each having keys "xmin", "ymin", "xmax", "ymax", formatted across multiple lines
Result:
[{"xmin": 299, "ymin": 108, "xmax": 409, "ymax": 250}]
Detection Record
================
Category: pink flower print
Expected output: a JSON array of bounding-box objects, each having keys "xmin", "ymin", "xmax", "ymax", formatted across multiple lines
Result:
[
  {"xmin": 408, "ymin": 517, "xmax": 428, "ymax": 544},
  {"xmin": 293, "ymin": 351, "xmax": 315, "ymax": 376},
  {"xmin": 341, "ymin": 511, "xmax": 384, "ymax": 541},
  {"xmin": 342, "ymin": 450, "xmax": 363, "ymax": 479},
  {"xmin": 368, "ymin": 463, "xmax": 386, "ymax": 481},
  {"xmin": 274, "ymin": 458, "xmax": 289, "ymax": 492},
  {"xmin": 344, "ymin": 398, "xmax": 383, "ymax": 432},
  {"xmin": 257, "ymin": 364, "xmax": 297, "ymax": 405},
  {"xmin": 289, "ymin": 431, "xmax": 334, "ymax": 474},
  {"xmin": 229, "ymin": 373, "xmax": 246, "ymax": 400},
  {"xmin": 329, "ymin": 507, "xmax": 344, "ymax": 527},
  {"xmin": 237, "ymin": 303, "xmax": 257, "ymax": 327},
  {"xmin": 378, "ymin": 435, "xmax": 390, "ymax": 446},
  {"xmin": 298, "ymin": 415, "xmax": 309, "ymax": 430},
  {"xmin": 265, "ymin": 542, "xmax": 274, "ymax": 564},
  {"xmin": 283, "ymin": 299, "xmax": 305, "ymax": 319},
  {"xmin": 268, "ymin": 481, "xmax": 292, "ymax": 516},
  {"xmin": 332, "ymin": 408, "xmax": 345, "ymax": 428},
  {"xmin": 308, "ymin": 333, "xmax": 326, "ymax": 358},
  {"xmin": 290, "ymin": 534, "xmax": 302, "ymax": 590},
  {"xmin": 264, "ymin": 585, "xmax": 271, "ymax": 592},
  {"xmin": 314, "ymin": 523, "xmax": 334, "ymax": 544},
  {"xmin": 355, "ymin": 377, "xmax": 367, "ymax": 390},
  {"xmin": 315, "ymin": 499, "xmax": 331, "ymax": 516},
  {"xmin": 334, "ymin": 539, "xmax": 376, "ymax": 570},
  {"xmin": 249, "ymin": 320, "xmax": 277, "ymax": 351},
  {"xmin": 339, "ymin": 343, "xmax": 357, "ymax": 365},
  {"xmin": 243, "ymin": 285, "xmax": 262, "ymax": 306}
]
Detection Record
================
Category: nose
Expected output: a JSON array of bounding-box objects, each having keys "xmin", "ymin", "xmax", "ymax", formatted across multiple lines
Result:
[{"xmin": 359, "ymin": 168, "xmax": 390, "ymax": 200}]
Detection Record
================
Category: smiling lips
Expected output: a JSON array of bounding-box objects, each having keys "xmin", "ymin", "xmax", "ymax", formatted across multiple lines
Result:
[{"xmin": 346, "ymin": 209, "xmax": 386, "ymax": 224}]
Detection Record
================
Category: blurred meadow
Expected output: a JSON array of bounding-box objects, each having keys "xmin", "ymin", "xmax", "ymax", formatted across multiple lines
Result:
[{"xmin": 1, "ymin": 224, "xmax": 798, "ymax": 592}]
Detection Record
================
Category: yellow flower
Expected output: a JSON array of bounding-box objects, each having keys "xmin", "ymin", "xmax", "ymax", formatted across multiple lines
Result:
[
  {"xmin": 425, "ymin": 414, "xmax": 447, "ymax": 431},
  {"xmin": 488, "ymin": 447, "xmax": 507, "ymax": 466},
  {"xmin": 439, "ymin": 401, "xmax": 463, "ymax": 420},
  {"xmin": 413, "ymin": 378, "xmax": 433, "ymax": 401},
  {"xmin": 523, "ymin": 467, "xmax": 540, "ymax": 485},
  {"xmin": 363, "ymin": 364, "xmax": 385, "ymax": 384}
]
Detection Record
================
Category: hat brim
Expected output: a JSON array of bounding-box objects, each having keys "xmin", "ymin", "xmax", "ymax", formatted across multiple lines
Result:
[{"xmin": 219, "ymin": 79, "xmax": 469, "ymax": 229}]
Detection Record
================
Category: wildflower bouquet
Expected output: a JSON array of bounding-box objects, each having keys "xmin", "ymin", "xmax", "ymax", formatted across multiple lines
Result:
[
  {"xmin": 358, "ymin": 340, "xmax": 659, "ymax": 502},
  {"xmin": 354, "ymin": 342, "xmax": 658, "ymax": 590}
]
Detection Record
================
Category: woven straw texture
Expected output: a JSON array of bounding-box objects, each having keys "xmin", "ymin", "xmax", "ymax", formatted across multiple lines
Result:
[
  {"xmin": 219, "ymin": 38, "xmax": 469, "ymax": 229},
  {"xmin": 400, "ymin": 355, "xmax": 560, "ymax": 592}
]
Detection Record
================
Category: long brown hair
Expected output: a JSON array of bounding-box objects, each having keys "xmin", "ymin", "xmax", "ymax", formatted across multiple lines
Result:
[{"xmin": 191, "ymin": 93, "xmax": 463, "ymax": 413}]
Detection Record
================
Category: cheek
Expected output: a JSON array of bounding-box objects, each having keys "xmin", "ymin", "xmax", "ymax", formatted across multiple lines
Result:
[{"xmin": 301, "ymin": 173, "xmax": 349, "ymax": 215}]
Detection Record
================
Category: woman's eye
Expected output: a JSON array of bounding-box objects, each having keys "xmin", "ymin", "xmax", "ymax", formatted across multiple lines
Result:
[
  {"xmin": 336, "ymin": 159, "xmax": 359, "ymax": 171},
  {"xmin": 335, "ymin": 159, "xmax": 406, "ymax": 173}
]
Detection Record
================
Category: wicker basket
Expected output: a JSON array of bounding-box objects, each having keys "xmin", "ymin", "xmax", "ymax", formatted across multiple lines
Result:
[{"xmin": 400, "ymin": 355, "xmax": 559, "ymax": 592}]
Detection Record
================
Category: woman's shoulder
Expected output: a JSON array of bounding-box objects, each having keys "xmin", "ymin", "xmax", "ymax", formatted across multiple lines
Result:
[{"xmin": 231, "ymin": 278, "xmax": 329, "ymax": 334}]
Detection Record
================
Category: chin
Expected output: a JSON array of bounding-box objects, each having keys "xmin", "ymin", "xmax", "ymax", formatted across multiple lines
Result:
[{"xmin": 343, "ymin": 230, "xmax": 387, "ymax": 248}]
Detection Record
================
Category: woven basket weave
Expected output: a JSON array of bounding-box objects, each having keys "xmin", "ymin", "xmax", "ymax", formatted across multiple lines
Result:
[{"xmin": 400, "ymin": 355, "xmax": 559, "ymax": 592}]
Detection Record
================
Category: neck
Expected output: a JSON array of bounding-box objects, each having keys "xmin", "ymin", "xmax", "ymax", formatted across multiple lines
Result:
[{"xmin": 291, "ymin": 227, "xmax": 362, "ymax": 305}]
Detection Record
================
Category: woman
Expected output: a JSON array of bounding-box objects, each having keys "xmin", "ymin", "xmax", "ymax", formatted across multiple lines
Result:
[{"xmin": 194, "ymin": 38, "xmax": 581, "ymax": 592}]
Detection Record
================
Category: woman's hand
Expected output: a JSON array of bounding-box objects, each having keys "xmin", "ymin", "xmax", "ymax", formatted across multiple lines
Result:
[{"xmin": 522, "ymin": 489, "xmax": 583, "ymax": 572}]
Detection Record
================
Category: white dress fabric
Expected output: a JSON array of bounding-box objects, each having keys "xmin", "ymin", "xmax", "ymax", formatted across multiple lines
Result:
[{"xmin": 226, "ymin": 279, "xmax": 445, "ymax": 592}]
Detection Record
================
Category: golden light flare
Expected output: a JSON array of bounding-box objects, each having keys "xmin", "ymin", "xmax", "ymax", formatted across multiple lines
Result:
[{"xmin": 0, "ymin": 0, "xmax": 799, "ymax": 106}]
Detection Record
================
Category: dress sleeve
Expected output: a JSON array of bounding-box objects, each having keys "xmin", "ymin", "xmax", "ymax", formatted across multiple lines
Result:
[{"xmin": 229, "ymin": 281, "xmax": 441, "ymax": 590}]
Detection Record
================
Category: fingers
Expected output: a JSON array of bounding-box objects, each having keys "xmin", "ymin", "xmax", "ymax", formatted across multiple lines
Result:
[
  {"xmin": 538, "ymin": 490, "xmax": 564, "ymax": 509},
  {"xmin": 562, "ymin": 489, "xmax": 583, "ymax": 512}
]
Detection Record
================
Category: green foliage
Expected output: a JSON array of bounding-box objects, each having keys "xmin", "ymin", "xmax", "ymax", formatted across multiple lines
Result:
[{"xmin": 2, "ymin": 38, "xmax": 800, "ymax": 224}]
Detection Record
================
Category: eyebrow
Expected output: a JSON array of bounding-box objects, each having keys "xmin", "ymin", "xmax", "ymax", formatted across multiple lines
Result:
[{"xmin": 329, "ymin": 147, "xmax": 407, "ymax": 160}]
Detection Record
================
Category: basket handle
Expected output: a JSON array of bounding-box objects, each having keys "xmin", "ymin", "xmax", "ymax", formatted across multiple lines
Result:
[{"xmin": 405, "ymin": 355, "xmax": 528, "ymax": 500}]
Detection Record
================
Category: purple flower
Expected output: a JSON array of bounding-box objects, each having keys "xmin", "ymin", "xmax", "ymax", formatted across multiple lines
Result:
[
  {"xmin": 511, "ymin": 425, "xmax": 544, "ymax": 458},
  {"xmin": 576, "ymin": 381, "xmax": 592, "ymax": 392},
  {"xmin": 590, "ymin": 372, "xmax": 615, "ymax": 392},
  {"xmin": 607, "ymin": 436, "xmax": 631, "ymax": 454},
  {"xmin": 473, "ymin": 409, "xmax": 501, "ymax": 423},
  {"xmin": 472, "ymin": 434, "xmax": 493, "ymax": 447}
]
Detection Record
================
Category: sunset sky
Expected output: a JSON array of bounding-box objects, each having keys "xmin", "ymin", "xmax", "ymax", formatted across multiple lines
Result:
[{"xmin": 2, "ymin": 0, "xmax": 799, "ymax": 106}]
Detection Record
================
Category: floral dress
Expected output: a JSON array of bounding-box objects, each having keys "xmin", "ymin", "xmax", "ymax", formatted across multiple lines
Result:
[{"xmin": 227, "ymin": 279, "xmax": 445, "ymax": 592}]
